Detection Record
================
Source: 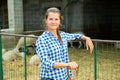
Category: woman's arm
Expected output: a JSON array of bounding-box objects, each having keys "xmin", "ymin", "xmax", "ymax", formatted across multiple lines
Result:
[
  {"xmin": 54, "ymin": 62, "xmax": 67, "ymax": 68},
  {"xmin": 54, "ymin": 62, "xmax": 78, "ymax": 70}
]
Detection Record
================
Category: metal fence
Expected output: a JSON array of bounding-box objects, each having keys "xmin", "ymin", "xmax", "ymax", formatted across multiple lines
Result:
[
  {"xmin": 0, "ymin": 33, "xmax": 120, "ymax": 80},
  {"xmin": 0, "ymin": 33, "xmax": 39, "ymax": 80},
  {"xmin": 92, "ymin": 39, "xmax": 120, "ymax": 80}
]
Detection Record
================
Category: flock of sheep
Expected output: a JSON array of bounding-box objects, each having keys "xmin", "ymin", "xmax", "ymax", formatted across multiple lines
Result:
[{"xmin": 2, "ymin": 34, "xmax": 40, "ymax": 66}]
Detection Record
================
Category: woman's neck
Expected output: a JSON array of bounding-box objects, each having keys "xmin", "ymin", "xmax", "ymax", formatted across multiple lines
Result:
[{"xmin": 47, "ymin": 29, "xmax": 58, "ymax": 38}]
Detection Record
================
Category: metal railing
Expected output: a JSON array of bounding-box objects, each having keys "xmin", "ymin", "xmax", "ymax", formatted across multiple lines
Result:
[{"xmin": 92, "ymin": 39, "xmax": 120, "ymax": 80}]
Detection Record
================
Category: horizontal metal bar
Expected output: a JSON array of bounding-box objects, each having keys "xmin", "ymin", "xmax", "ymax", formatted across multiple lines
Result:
[
  {"xmin": 92, "ymin": 39, "xmax": 120, "ymax": 43},
  {"xmin": 23, "ymin": 30, "xmax": 44, "ymax": 34},
  {"xmin": 0, "ymin": 33, "xmax": 38, "ymax": 38}
]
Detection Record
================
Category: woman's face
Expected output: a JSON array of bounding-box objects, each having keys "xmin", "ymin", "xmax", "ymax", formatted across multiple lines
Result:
[{"xmin": 45, "ymin": 12, "xmax": 61, "ymax": 31}]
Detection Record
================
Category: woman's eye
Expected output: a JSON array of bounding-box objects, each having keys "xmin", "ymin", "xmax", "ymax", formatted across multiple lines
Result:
[
  {"xmin": 55, "ymin": 19, "xmax": 59, "ymax": 21},
  {"xmin": 49, "ymin": 18, "xmax": 53, "ymax": 20}
]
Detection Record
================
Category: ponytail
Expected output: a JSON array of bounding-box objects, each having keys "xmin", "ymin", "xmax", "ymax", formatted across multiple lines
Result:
[{"xmin": 57, "ymin": 29, "xmax": 63, "ymax": 45}]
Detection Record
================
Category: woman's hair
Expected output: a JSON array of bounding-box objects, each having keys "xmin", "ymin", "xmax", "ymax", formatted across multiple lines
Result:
[
  {"xmin": 43, "ymin": 7, "xmax": 63, "ymax": 23},
  {"xmin": 43, "ymin": 7, "xmax": 63, "ymax": 45}
]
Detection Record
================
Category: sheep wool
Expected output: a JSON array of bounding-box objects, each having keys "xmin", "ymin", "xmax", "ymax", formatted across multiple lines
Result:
[
  {"xmin": 16, "ymin": 34, "xmax": 37, "ymax": 50},
  {"xmin": 29, "ymin": 54, "xmax": 40, "ymax": 66},
  {"xmin": 2, "ymin": 48, "xmax": 23, "ymax": 61}
]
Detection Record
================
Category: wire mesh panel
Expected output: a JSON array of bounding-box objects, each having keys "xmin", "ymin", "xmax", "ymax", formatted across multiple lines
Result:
[
  {"xmin": 2, "ymin": 35, "xmax": 24, "ymax": 80},
  {"xmin": 1, "ymin": 34, "xmax": 39, "ymax": 80},
  {"xmin": 68, "ymin": 40, "xmax": 120, "ymax": 80},
  {"xmin": 93, "ymin": 40, "xmax": 120, "ymax": 80},
  {"xmin": 68, "ymin": 42, "xmax": 94, "ymax": 80}
]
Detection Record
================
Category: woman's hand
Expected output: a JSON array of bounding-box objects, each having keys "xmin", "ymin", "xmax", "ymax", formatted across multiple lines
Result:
[
  {"xmin": 81, "ymin": 36, "xmax": 94, "ymax": 54},
  {"xmin": 85, "ymin": 37, "xmax": 94, "ymax": 54},
  {"xmin": 67, "ymin": 62, "xmax": 79, "ymax": 70}
]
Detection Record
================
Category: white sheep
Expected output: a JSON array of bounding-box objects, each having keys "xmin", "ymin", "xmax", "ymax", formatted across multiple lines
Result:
[
  {"xmin": 2, "ymin": 48, "xmax": 24, "ymax": 61},
  {"xmin": 29, "ymin": 54, "xmax": 40, "ymax": 66},
  {"xmin": 16, "ymin": 34, "xmax": 37, "ymax": 50}
]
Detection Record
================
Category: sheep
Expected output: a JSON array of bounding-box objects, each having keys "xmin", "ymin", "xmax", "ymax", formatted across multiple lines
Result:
[
  {"xmin": 2, "ymin": 34, "xmax": 37, "ymax": 62},
  {"xmin": 16, "ymin": 34, "xmax": 36, "ymax": 49},
  {"xmin": 2, "ymin": 48, "xmax": 24, "ymax": 62},
  {"xmin": 69, "ymin": 32, "xmax": 84, "ymax": 48},
  {"xmin": 16, "ymin": 34, "xmax": 37, "ymax": 55},
  {"xmin": 26, "ymin": 46, "xmax": 36, "ymax": 55},
  {"xmin": 18, "ymin": 44, "xmax": 36, "ymax": 55},
  {"xmin": 29, "ymin": 54, "xmax": 40, "ymax": 66}
]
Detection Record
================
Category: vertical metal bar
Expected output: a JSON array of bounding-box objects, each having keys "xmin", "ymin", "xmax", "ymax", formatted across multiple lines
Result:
[
  {"xmin": 24, "ymin": 37, "xmax": 27, "ymax": 80},
  {"xmin": 0, "ymin": 35, "xmax": 3, "ymax": 80},
  {"xmin": 94, "ymin": 42, "xmax": 97, "ymax": 80},
  {"xmin": 115, "ymin": 42, "xmax": 118, "ymax": 79},
  {"xmin": 106, "ymin": 43, "xmax": 108, "ymax": 79}
]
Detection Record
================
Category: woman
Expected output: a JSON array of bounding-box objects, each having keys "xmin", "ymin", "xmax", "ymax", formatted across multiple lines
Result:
[{"xmin": 36, "ymin": 7, "xmax": 94, "ymax": 80}]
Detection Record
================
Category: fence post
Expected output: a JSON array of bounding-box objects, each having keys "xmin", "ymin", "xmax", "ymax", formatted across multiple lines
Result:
[
  {"xmin": 0, "ymin": 35, "xmax": 3, "ymax": 80},
  {"xmin": 94, "ymin": 42, "xmax": 97, "ymax": 80},
  {"xmin": 24, "ymin": 37, "xmax": 27, "ymax": 80}
]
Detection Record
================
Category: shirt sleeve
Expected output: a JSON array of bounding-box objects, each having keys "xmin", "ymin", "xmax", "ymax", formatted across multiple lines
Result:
[
  {"xmin": 63, "ymin": 32, "xmax": 84, "ymax": 42},
  {"xmin": 36, "ymin": 37, "xmax": 55, "ymax": 70}
]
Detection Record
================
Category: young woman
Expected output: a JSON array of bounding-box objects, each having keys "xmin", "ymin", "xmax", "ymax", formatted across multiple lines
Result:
[{"xmin": 36, "ymin": 7, "xmax": 94, "ymax": 80}]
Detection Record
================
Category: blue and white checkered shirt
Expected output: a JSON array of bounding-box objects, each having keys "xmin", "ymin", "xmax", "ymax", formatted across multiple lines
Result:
[{"xmin": 36, "ymin": 31, "xmax": 83, "ymax": 80}]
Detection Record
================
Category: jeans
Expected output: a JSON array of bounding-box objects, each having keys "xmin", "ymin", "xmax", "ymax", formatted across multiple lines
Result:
[{"xmin": 41, "ymin": 78, "xmax": 54, "ymax": 80}]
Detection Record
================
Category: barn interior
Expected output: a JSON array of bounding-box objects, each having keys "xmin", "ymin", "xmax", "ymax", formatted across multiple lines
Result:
[{"xmin": 0, "ymin": 0, "xmax": 120, "ymax": 40}]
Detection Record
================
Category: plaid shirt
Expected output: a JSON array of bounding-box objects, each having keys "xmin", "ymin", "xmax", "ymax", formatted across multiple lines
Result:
[{"xmin": 36, "ymin": 31, "xmax": 83, "ymax": 80}]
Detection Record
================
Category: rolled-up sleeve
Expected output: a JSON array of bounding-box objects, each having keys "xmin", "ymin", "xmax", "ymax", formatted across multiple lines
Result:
[
  {"xmin": 63, "ymin": 32, "xmax": 84, "ymax": 41},
  {"xmin": 36, "ymin": 37, "xmax": 55, "ymax": 70}
]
